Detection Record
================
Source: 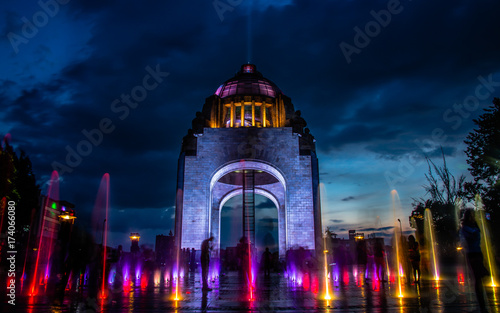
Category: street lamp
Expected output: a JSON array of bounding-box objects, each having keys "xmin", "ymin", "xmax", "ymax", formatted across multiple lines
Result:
[
  {"xmin": 130, "ymin": 233, "xmax": 141, "ymax": 254},
  {"xmin": 58, "ymin": 209, "xmax": 77, "ymax": 224},
  {"xmin": 397, "ymin": 219, "xmax": 403, "ymax": 238}
]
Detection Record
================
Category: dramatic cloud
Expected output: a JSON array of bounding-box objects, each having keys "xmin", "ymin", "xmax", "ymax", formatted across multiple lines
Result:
[
  {"xmin": 341, "ymin": 196, "xmax": 356, "ymax": 202},
  {"xmin": 256, "ymin": 197, "xmax": 275, "ymax": 209},
  {"xmin": 330, "ymin": 219, "xmax": 344, "ymax": 223},
  {"xmin": 358, "ymin": 226, "xmax": 394, "ymax": 232},
  {"xmin": 1, "ymin": 0, "xmax": 499, "ymax": 247}
]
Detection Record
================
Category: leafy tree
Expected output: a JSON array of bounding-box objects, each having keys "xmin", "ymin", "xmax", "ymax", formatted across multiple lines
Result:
[
  {"xmin": 410, "ymin": 152, "xmax": 466, "ymax": 259},
  {"xmin": 0, "ymin": 139, "xmax": 40, "ymax": 263},
  {"xmin": 464, "ymin": 97, "xmax": 500, "ymax": 242},
  {"xmin": 0, "ymin": 139, "xmax": 16, "ymax": 201}
]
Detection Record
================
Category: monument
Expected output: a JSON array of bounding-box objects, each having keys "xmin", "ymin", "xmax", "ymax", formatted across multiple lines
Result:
[{"xmin": 174, "ymin": 64, "xmax": 322, "ymax": 258}]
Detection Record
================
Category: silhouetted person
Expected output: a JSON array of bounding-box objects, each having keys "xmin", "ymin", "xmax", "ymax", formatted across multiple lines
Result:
[
  {"xmin": 184, "ymin": 248, "xmax": 190, "ymax": 274},
  {"xmin": 374, "ymin": 240, "xmax": 385, "ymax": 282},
  {"xmin": 54, "ymin": 225, "xmax": 97, "ymax": 305},
  {"xmin": 201, "ymin": 235, "xmax": 214, "ymax": 291},
  {"xmin": 201, "ymin": 289, "xmax": 208, "ymax": 312},
  {"xmin": 190, "ymin": 248, "xmax": 197, "ymax": 273},
  {"xmin": 460, "ymin": 209, "xmax": 488, "ymax": 312},
  {"xmin": 237, "ymin": 236, "xmax": 250, "ymax": 279},
  {"xmin": 408, "ymin": 235, "xmax": 421, "ymax": 284},
  {"xmin": 356, "ymin": 240, "xmax": 368, "ymax": 281},
  {"xmin": 334, "ymin": 244, "xmax": 347, "ymax": 284},
  {"xmin": 180, "ymin": 248, "xmax": 185, "ymax": 275},
  {"xmin": 261, "ymin": 247, "xmax": 272, "ymax": 276}
]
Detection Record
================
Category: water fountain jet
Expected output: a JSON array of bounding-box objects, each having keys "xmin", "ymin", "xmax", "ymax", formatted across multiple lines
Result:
[
  {"xmin": 323, "ymin": 235, "xmax": 332, "ymax": 300},
  {"xmin": 30, "ymin": 170, "xmax": 59, "ymax": 296},
  {"xmin": 424, "ymin": 208, "xmax": 440, "ymax": 281},
  {"xmin": 475, "ymin": 195, "xmax": 497, "ymax": 287},
  {"xmin": 100, "ymin": 174, "xmax": 110, "ymax": 299},
  {"xmin": 391, "ymin": 190, "xmax": 404, "ymax": 298}
]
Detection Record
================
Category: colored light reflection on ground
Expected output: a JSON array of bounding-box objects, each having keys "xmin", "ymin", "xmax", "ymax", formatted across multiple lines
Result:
[
  {"xmin": 13, "ymin": 261, "xmax": 500, "ymax": 312},
  {"xmin": 154, "ymin": 270, "xmax": 161, "ymax": 287},
  {"xmin": 14, "ymin": 181, "xmax": 500, "ymax": 311}
]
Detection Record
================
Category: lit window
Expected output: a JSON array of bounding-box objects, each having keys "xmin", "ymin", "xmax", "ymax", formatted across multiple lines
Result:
[
  {"xmin": 235, "ymin": 106, "xmax": 241, "ymax": 127},
  {"xmin": 244, "ymin": 106, "xmax": 252, "ymax": 126}
]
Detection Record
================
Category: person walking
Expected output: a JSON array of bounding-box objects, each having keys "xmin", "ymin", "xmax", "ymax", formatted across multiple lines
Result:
[
  {"xmin": 460, "ymin": 209, "xmax": 489, "ymax": 312},
  {"xmin": 374, "ymin": 240, "xmax": 385, "ymax": 282},
  {"xmin": 408, "ymin": 235, "xmax": 421, "ymax": 284},
  {"xmin": 201, "ymin": 235, "xmax": 214, "ymax": 291},
  {"xmin": 356, "ymin": 240, "xmax": 368, "ymax": 282},
  {"xmin": 261, "ymin": 247, "xmax": 272, "ymax": 276},
  {"xmin": 190, "ymin": 248, "xmax": 197, "ymax": 273}
]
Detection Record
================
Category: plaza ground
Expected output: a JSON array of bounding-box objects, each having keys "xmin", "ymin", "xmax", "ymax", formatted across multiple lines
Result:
[{"xmin": 6, "ymin": 268, "xmax": 499, "ymax": 312}]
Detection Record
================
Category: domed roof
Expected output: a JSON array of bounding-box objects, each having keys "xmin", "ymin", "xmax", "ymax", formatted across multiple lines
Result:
[{"xmin": 214, "ymin": 64, "xmax": 282, "ymax": 98}]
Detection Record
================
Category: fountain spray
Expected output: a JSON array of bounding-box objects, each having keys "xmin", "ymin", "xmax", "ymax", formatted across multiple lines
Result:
[
  {"xmin": 424, "ymin": 209, "xmax": 440, "ymax": 281},
  {"xmin": 391, "ymin": 190, "xmax": 404, "ymax": 298}
]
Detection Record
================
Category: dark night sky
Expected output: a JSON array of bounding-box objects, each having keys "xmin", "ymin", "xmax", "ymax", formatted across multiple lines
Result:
[{"xmin": 1, "ymin": 0, "xmax": 500, "ymax": 249}]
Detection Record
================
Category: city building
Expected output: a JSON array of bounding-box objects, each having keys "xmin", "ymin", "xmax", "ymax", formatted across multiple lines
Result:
[
  {"xmin": 155, "ymin": 232, "xmax": 175, "ymax": 265},
  {"xmin": 31, "ymin": 196, "xmax": 76, "ymax": 285},
  {"xmin": 130, "ymin": 232, "xmax": 141, "ymax": 254}
]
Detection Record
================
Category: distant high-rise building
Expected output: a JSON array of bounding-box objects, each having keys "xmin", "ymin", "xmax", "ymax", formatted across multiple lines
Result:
[
  {"xmin": 32, "ymin": 196, "xmax": 76, "ymax": 285},
  {"xmin": 130, "ymin": 232, "xmax": 140, "ymax": 254}
]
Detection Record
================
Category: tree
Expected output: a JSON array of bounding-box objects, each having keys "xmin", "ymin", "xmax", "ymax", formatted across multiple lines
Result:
[
  {"xmin": 464, "ymin": 97, "xmax": 500, "ymax": 242},
  {"xmin": 0, "ymin": 139, "xmax": 40, "ymax": 264},
  {"xmin": 410, "ymin": 152, "xmax": 467, "ymax": 259}
]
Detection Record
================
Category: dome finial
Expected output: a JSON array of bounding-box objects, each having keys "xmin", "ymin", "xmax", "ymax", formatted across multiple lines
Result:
[{"xmin": 241, "ymin": 64, "xmax": 256, "ymax": 74}]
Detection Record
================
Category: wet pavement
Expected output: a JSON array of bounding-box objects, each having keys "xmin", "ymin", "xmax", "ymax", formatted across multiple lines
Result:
[{"xmin": 6, "ymin": 271, "xmax": 500, "ymax": 312}]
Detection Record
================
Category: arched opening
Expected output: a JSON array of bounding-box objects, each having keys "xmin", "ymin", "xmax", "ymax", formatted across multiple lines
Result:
[
  {"xmin": 209, "ymin": 160, "xmax": 287, "ymax": 258},
  {"xmin": 219, "ymin": 194, "xmax": 278, "ymax": 271}
]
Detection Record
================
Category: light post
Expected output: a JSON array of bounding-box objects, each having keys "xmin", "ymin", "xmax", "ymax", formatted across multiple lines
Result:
[
  {"xmin": 58, "ymin": 210, "xmax": 77, "ymax": 224},
  {"xmin": 397, "ymin": 219, "xmax": 403, "ymax": 239}
]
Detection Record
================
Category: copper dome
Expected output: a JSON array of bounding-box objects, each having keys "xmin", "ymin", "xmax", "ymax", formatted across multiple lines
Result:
[{"xmin": 214, "ymin": 64, "xmax": 282, "ymax": 98}]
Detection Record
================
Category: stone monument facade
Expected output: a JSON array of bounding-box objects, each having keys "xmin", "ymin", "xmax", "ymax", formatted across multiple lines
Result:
[{"xmin": 174, "ymin": 64, "xmax": 322, "ymax": 257}]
